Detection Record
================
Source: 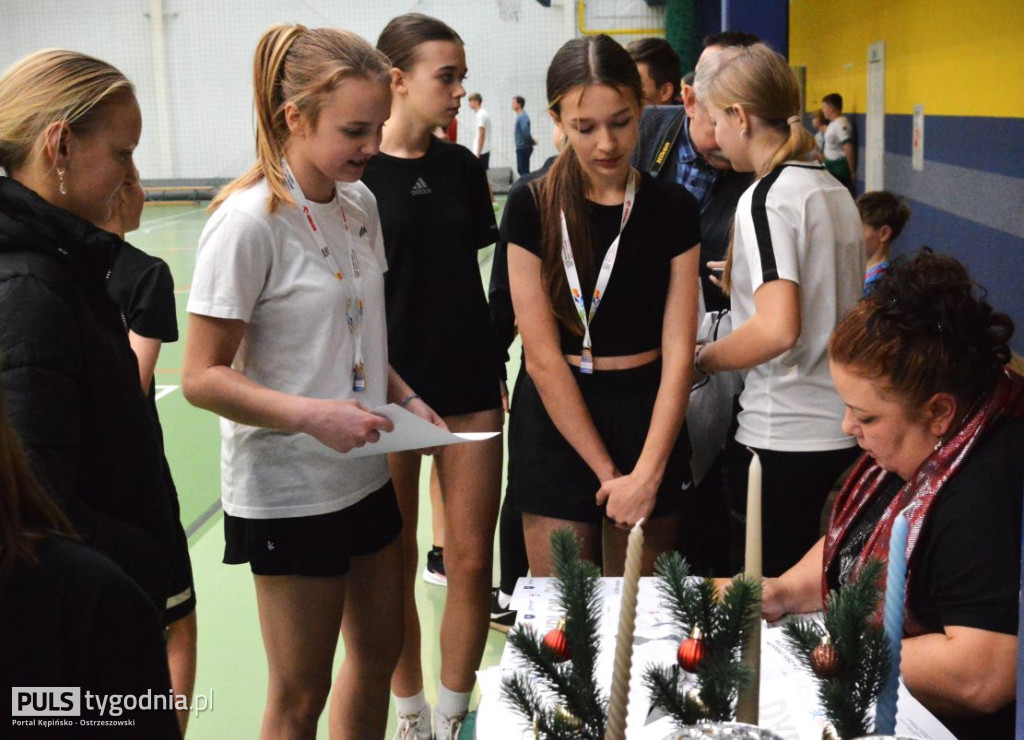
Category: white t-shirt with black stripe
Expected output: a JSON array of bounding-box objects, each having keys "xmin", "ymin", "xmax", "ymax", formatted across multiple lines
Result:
[{"xmin": 729, "ymin": 162, "xmax": 864, "ymax": 452}]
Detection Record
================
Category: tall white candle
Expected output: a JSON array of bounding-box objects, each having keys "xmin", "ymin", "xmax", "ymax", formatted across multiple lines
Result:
[
  {"xmin": 736, "ymin": 452, "xmax": 762, "ymax": 724},
  {"xmin": 605, "ymin": 518, "xmax": 645, "ymax": 740}
]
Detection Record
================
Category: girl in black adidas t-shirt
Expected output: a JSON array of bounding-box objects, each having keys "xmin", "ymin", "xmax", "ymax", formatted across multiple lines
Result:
[
  {"xmin": 360, "ymin": 14, "xmax": 503, "ymax": 740},
  {"xmin": 506, "ymin": 35, "xmax": 701, "ymax": 577}
]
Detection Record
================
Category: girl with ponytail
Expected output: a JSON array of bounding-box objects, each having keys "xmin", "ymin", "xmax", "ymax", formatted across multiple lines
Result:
[
  {"xmin": 183, "ymin": 24, "xmax": 442, "ymax": 738},
  {"xmin": 506, "ymin": 36, "xmax": 700, "ymax": 577},
  {"xmin": 691, "ymin": 43, "xmax": 865, "ymax": 577}
]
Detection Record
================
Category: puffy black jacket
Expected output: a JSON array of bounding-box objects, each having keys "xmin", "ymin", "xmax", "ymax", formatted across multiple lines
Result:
[{"xmin": 0, "ymin": 176, "xmax": 175, "ymax": 613}]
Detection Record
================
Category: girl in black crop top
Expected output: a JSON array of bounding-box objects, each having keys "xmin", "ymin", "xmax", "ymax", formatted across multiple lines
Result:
[{"xmin": 506, "ymin": 35, "xmax": 701, "ymax": 577}]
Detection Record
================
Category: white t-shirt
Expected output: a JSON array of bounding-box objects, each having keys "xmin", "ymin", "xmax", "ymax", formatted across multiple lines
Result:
[
  {"xmin": 729, "ymin": 162, "xmax": 864, "ymax": 452},
  {"xmin": 188, "ymin": 179, "xmax": 390, "ymax": 518},
  {"xmin": 823, "ymin": 115, "xmax": 853, "ymax": 160},
  {"xmin": 474, "ymin": 107, "xmax": 492, "ymax": 155}
]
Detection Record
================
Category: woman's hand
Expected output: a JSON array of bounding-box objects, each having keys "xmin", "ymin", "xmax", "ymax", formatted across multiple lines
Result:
[
  {"xmin": 301, "ymin": 398, "xmax": 395, "ymax": 453},
  {"xmin": 761, "ymin": 577, "xmax": 789, "ymax": 622},
  {"xmin": 596, "ymin": 471, "xmax": 658, "ymax": 529},
  {"xmin": 403, "ymin": 396, "xmax": 448, "ymax": 456}
]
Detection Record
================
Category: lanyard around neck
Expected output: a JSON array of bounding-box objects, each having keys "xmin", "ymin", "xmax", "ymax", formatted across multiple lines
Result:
[
  {"xmin": 559, "ymin": 168, "xmax": 637, "ymax": 374},
  {"xmin": 282, "ymin": 160, "xmax": 367, "ymax": 392}
]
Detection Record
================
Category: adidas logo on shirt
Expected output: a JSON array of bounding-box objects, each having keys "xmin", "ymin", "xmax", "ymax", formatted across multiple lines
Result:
[{"xmin": 410, "ymin": 177, "xmax": 432, "ymax": 196}]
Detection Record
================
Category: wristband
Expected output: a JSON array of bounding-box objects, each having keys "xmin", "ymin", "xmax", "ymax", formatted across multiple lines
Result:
[
  {"xmin": 694, "ymin": 344, "xmax": 713, "ymax": 377},
  {"xmin": 399, "ymin": 394, "xmax": 421, "ymax": 408}
]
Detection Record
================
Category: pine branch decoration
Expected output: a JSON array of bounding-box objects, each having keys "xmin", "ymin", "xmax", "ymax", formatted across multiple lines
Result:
[
  {"xmin": 644, "ymin": 551, "xmax": 762, "ymax": 726},
  {"xmin": 501, "ymin": 529, "xmax": 607, "ymax": 739},
  {"xmin": 782, "ymin": 559, "xmax": 890, "ymax": 739}
]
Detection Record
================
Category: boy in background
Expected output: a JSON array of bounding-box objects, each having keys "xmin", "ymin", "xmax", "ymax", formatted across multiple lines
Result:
[{"xmin": 857, "ymin": 190, "xmax": 911, "ymax": 294}]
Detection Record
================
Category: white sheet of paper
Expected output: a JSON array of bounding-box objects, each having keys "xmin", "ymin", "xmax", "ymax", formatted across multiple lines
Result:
[
  {"xmin": 335, "ymin": 403, "xmax": 498, "ymax": 458},
  {"xmin": 482, "ymin": 578, "xmax": 956, "ymax": 740}
]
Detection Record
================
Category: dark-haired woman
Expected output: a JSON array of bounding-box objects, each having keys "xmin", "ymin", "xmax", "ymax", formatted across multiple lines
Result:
[
  {"xmin": 506, "ymin": 35, "xmax": 700, "ymax": 576},
  {"xmin": 691, "ymin": 43, "xmax": 865, "ymax": 576},
  {"xmin": 361, "ymin": 14, "xmax": 503, "ymax": 740},
  {"xmin": 762, "ymin": 250, "xmax": 1023, "ymax": 739},
  {"xmin": 0, "ymin": 382, "xmax": 179, "ymax": 737}
]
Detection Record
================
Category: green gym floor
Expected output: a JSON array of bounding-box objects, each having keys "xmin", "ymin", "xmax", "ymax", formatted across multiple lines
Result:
[{"xmin": 138, "ymin": 198, "xmax": 514, "ymax": 739}]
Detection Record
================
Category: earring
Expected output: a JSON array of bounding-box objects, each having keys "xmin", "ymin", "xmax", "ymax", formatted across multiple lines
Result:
[
  {"xmin": 933, "ymin": 438, "xmax": 943, "ymax": 452},
  {"xmin": 740, "ymin": 129, "xmax": 749, "ymax": 139},
  {"xmin": 57, "ymin": 167, "xmax": 67, "ymax": 196}
]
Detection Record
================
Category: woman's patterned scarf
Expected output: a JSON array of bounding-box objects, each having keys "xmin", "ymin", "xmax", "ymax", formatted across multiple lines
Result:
[{"xmin": 822, "ymin": 368, "xmax": 1024, "ymax": 636}]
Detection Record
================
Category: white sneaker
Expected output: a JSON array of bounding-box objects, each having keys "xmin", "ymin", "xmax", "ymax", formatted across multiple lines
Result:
[
  {"xmin": 433, "ymin": 708, "xmax": 466, "ymax": 740},
  {"xmin": 393, "ymin": 704, "xmax": 431, "ymax": 740}
]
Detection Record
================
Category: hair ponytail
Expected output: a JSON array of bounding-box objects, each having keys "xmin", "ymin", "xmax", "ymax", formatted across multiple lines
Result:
[
  {"xmin": 535, "ymin": 145, "xmax": 594, "ymax": 337},
  {"xmin": 694, "ymin": 43, "xmax": 816, "ymax": 293},
  {"xmin": 212, "ymin": 24, "xmax": 302, "ymax": 213},
  {"xmin": 760, "ymin": 117, "xmax": 816, "ymax": 178},
  {"xmin": 212, "ymin": 24, "xmax": 390, "ymax": 213}
]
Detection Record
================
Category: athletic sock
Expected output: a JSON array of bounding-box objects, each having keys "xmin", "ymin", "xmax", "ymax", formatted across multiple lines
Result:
[
  {"xmin": 435, "ymin": 684, "xmax": 471, "ymax": 718},
  {"xmin": 395, "ymin": 689, "xmax": 428, "ymax": 716}
]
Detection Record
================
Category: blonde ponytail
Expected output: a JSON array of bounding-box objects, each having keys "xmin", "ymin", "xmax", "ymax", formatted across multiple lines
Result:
[
  {"xmin": 212, "ymin": 24, "xmax": 390, "ymax": 213},
  {"xmin": 694, "ymin": 43, "xmax": 816, "ymax": 294}
]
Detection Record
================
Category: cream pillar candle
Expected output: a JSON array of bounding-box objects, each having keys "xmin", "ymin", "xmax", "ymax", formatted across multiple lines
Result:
[
  {"xmin": 605, "ymin": 518, "xmax": 645, "ymax": 740},
  {"xmin": 736, "ymin": 452, "xmax": 762, "ymax": 724}
]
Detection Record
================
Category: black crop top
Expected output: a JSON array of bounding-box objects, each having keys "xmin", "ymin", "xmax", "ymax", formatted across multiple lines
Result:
[{"xmin": 504, "ymin": 173, "xmax": 701, "ymax": 356}]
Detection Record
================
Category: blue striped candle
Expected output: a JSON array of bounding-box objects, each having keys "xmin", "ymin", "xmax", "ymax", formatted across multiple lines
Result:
[{"xmin": 875, "ymin": 511, "xmax": 909, "ymax": 734}]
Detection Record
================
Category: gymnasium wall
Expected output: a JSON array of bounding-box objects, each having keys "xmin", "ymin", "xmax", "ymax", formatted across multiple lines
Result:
[
  {"xmin": 791, "ymin": 0, "xmax": 1024, "ymax": 353},
  {"xmin": 0, "ymin": 0, "xmax": 577, "ymax": 184}
]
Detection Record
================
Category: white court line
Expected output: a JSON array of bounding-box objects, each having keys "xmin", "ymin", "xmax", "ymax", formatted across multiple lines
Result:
[
  {"xmin": 154, "ymin": 384, "xmax": 179, "ymax": 401},
  {"xmin": 138, "ymin": 208, "xmax": 208, "ymax": 235}
]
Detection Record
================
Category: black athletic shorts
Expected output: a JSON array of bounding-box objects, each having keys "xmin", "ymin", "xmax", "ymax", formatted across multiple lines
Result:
[
  {"xmin": 509, "ymin": 360, "xmax": 690, "ymax": 523},
  {"xmin": 222, "ymin": 480, "xmax": 402, "ymax": 577}
]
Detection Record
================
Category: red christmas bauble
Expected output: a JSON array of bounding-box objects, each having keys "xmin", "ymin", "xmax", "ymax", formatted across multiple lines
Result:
[
  {"xmin": 676, "ymin": 627, "xmax": 708, "ymax": 672},
  {"xmin": 544, "ymin": 621, "xmax": 571, "ymax": 662},
  {"xmin": 810, "ymin": 635, "xmax": 842, "ymax": 679}
]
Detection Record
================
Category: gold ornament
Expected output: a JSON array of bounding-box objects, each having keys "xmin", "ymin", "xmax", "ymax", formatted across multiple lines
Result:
[{"xmin": 810, "ymin": 633, "xmax": 842, "ymax": 679}]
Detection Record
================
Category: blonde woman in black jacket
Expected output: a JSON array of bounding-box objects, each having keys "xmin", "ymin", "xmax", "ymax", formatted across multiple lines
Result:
[{"xmin": 0, "ymin": 50, "xmax": 178, "ymax": 616}]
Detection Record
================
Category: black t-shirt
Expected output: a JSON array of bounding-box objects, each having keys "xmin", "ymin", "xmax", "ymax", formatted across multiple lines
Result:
[
  {"xmin": 699, "ymin": 169, "xmax": 752, "ymax": 312},
  {"xmin": 489, "ymin": 156, "xmax": 557, "ymax": 377},
  {"xmin": 106, "ymin": 242, "xmax": 178, "ymax": 342},
  {"xmin": 362, "ymin": 137, "xmax": 502, "ymax": 411},
  {"xmin": 829, "ymin": 414, "xmax": 1024, "ymax": 739},
  {"xmin": 0, "ymin": 536, "xmax": 180, "ymax": 738},
  {"xmin": 504, "ymin": 173, "xmax": 701, "ymax": 356}
]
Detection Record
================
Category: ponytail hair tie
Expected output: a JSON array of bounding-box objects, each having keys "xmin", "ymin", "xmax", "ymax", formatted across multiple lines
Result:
[{"xmin": 787, "ymin": 115, "xmax": 800, "ymax": 126}]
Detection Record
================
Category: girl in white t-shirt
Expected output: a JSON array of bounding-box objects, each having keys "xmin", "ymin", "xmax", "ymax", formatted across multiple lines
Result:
[
  {"xmin": 692, "ymin": 43, "xmax": 864, "ymax": 578},
  {"xmin": 182, "ymin": 24, "xmax": 442, "ymax": 739}
]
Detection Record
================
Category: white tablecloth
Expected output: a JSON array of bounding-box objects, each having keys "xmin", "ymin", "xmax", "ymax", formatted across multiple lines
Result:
[{"xmin": 475, "ymin": 577, "xmax": 955, "ymax": 740}]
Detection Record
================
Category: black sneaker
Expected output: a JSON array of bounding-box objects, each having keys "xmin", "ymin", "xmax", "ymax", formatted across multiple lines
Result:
[
  {"xmin": 489, "ymin": 588, "xmax": 516, "ymax": 633},
  {"xmin": 422, "ymin": 546, "xmax": 447, "ymax": 586}
]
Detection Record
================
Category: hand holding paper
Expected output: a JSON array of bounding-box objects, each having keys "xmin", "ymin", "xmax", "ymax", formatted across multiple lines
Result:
[
  {"xmin": 303, "ymin": 398, "xmax": 395, "ymax": 454},
  {"xmin": 336, "ymin": 403, "xmax": 499, "ymax": 458}
]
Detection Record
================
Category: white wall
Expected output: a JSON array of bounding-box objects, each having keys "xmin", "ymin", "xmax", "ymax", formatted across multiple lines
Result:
[{"xmin": 1, "ymin": 0, "xmax": 665, "ymax": 180}]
